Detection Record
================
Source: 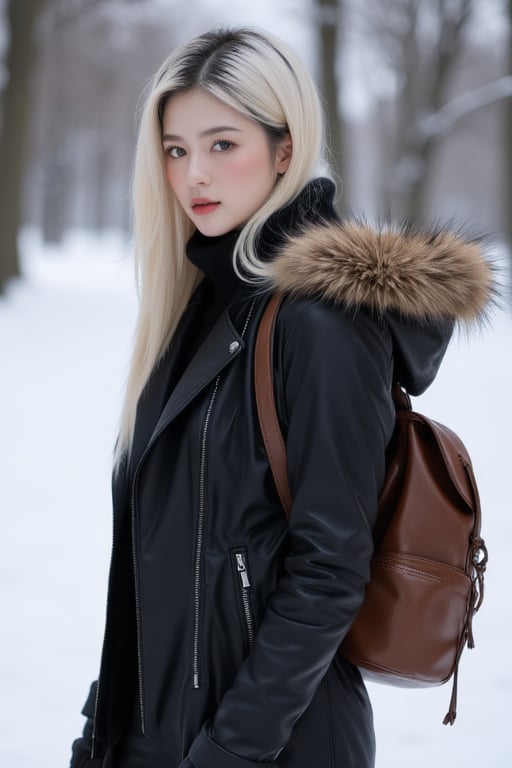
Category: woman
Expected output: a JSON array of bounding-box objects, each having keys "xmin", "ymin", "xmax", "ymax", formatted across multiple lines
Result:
[{"xmin": 70, "ymin": 26, "xmax": 492, "ymax": 768}]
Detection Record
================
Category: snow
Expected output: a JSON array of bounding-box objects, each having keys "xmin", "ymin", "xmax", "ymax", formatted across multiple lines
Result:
[{"xmin": 0, "ymin": 228, "xmax": 510, "ymax": 767}]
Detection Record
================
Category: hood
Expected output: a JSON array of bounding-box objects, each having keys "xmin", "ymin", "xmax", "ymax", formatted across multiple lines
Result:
[{"xmin": 267, "ymin": 219, "xmax": 495, "ymax": 395}]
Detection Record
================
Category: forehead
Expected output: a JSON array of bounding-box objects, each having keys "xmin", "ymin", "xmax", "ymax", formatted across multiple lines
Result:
[{"xmin": 161, "ymin": 88, "xmax": 253, "ymax": 135}]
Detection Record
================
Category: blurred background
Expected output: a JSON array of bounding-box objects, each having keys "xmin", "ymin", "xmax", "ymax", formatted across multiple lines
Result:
[
  {"xmin": 1, "ymin": 0, "xmax": 511, "ymax": 287},
  {"xmin": 0, "ymin": 1, "xmax": 511, "ymax": 767}
]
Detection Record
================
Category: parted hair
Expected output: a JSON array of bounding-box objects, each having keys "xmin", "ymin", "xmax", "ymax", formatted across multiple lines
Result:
[{"xmin": 115, "ymin": 26, "xmax": 326, "ymax": 464}]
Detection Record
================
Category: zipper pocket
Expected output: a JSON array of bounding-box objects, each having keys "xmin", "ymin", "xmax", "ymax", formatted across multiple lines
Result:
[
  {"xmin": 130, "ymin": 487, "xmax": 146, "ymax": 733},
  {"xmin": 232, "ymin": 549, "xmax": 255, "ymax": 649}
]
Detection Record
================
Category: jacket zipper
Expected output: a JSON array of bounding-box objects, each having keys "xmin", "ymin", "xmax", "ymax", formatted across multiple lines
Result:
[
  {"xmin": 91, "ymin": 487, "xmax": 147, "ymax": 753},
  {"xmin": 192, "ymin": 296, "xmax": 257, "ymax": 688},
  {"xmin": 130, "ymin": 487, "xmax": 146, "ymax": 733},
  {"xmin": 91, "ymin": 627, "xmax": 104, "ymax": 757},
  {"xmin": 193, "ymin": 375, "xmax": 221, "ymax": 688},
  {"xmin": 91, "ymin": 474, "xmax": 120, "ymax": 758},
  {"xmin": 91, "ymin": 644, "xmax": 103, "ymax": 757},
  {"xmin": 91, "ymin": 681, "xmax": 100, "ymax": 758},
  {"xmin": 235, "ymin": 551, "xmax": 255, "ymax": 647}
]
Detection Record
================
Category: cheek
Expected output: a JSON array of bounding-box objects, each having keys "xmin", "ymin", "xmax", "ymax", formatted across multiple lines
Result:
[
  {"xmin": 225, "ymin": 147, "xmax": 274, "ymax": 185},
  {"xmin": 165, "ymin": 162, "xmax": 184, "ymax": 197}
]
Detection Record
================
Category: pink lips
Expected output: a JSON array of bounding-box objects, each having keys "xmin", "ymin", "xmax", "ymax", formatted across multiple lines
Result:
[{"xmin": 191, "ymin": 198, "xmax": 220, "ymax": 215}]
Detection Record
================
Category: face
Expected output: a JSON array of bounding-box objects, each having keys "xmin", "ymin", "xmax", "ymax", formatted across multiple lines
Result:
[{"xmin": 161, "ymin": 88, "xmax": 292, "ymax": 237}]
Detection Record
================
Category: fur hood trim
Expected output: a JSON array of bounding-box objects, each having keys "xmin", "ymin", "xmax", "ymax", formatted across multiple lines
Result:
[{"xmin": 268, "ymin": 221, "xmax": 495, "ymax": 323}]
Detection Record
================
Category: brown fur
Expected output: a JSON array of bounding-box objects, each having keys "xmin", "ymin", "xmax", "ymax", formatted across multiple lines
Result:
[{"xmin": 268, "ymin": 222, "xmax": 494, "ymax": 323}]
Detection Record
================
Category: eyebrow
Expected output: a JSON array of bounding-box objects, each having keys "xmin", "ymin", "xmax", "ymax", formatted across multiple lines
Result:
[{"xmin": 161, "ymin": 125, "xmax": 242, "ymax": 142}]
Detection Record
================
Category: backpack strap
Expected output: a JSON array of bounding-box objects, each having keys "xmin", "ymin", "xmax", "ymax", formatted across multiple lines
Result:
[
  {"xmin": 254, "ymin": 293, "xmax": 409, "ymax": 518},
  {"xmin": 254, "ymin": 292, "xmax": 292, "ymax": 516}
]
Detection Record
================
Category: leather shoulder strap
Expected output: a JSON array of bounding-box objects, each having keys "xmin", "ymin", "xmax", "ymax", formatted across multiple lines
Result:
[
  {"xmin": 254, "ymin": 297, "xmax": 406, "ymax": 519},
  {"xmin": 254, "ymin": 293, "xmax": 292, "ymax": 517},
  {"xmin": 254, "ymin": 299, "xmax": 421, "ymax": 523}
]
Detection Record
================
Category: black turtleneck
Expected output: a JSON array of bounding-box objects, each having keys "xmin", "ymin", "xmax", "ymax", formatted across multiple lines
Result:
[
  {"xmin": 182, "ymin": 226, "xmax": 249, "ymax": 382},
  {"xmin": 256, "ymin": 176, "xmax": 338, "ymax": 258},
  {"xmin": 186, "ymin": 228, "xmax": 243, "ymax": 309}
]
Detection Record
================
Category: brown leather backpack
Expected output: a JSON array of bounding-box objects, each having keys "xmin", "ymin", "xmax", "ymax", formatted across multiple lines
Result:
[{"xmin": 254, "ymin": 293, "xmax": 487, "ymax": 725}]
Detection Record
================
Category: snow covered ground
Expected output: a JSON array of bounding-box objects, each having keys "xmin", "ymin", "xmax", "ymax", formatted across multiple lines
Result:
[{"xmin": 0, "ymin": 228, "xmax": 510, "ymax": 767}]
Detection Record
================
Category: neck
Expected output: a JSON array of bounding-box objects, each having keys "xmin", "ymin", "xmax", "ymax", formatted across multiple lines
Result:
[{"xmin": 186, "ymin": 228, "xmax": 242, "ymax": 307}]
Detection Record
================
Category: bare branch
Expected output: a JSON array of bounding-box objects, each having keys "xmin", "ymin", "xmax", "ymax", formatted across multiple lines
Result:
[{"xmin": 416, "ymin": 75, "xmax": 512, "ymax": 141}]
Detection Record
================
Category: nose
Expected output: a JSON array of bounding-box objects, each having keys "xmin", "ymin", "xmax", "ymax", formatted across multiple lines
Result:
[{"xmin": 186, "ymin": 152, "xmax": 211, "ymax": 187}]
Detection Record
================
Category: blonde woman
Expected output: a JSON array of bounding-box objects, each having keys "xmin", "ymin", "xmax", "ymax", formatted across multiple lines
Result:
[{"xmin": 69, "ymin": 26, "xmax": 492, "ymax": 768}]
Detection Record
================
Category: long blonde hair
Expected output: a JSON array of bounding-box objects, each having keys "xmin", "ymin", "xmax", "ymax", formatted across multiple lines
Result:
[{"xmin": 116, "ymin": 26, "xmax": 326, "ymax": 465}]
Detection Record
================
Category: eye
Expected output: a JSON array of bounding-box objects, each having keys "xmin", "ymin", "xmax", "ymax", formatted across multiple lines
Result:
[
  {"xmin": 165, "ymin": 145, "xmax": 186, "ymax": 159},
  {"xmin": 212, "ymin": 139, "xmax": 234, "ymax": 152}
]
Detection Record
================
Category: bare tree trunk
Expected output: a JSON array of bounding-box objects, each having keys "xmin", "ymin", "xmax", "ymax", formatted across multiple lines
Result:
[
  {"xmin": 393, "ymin": 0, "xmax": 421, "ymax": 215},
  {"xmin": 377, "ymin": 0, "xmax": 475, "ymax": 220},
  {"xmin": 42, "ymin": 151, "xmax": 71, "ymax": 244},
  {"xmin": 405, "ymin": 0, "xmax": 473, "ymax": 220},
  {"xmin": 0, "ymin": 0, "xmax": 42, "ymax": 291},
  {"xmin": 318, "ymin": 0, "xmax": 344, "ymax": 207}
]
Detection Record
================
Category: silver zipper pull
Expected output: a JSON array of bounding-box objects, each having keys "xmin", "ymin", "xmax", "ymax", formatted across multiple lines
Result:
[{"xmin": 236, "ymin": 553, "xmax": 251, "ymax": 588}]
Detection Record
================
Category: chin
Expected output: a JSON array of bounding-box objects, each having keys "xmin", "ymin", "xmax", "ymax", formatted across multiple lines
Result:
[{"xmin": 194, "ymin": 220, "xmax": 237, "ymax": 238}]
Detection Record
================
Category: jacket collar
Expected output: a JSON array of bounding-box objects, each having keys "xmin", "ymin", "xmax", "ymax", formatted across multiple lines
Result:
[{"xmin": 268, "ymin": 220, "xmax": 495, "ymax": 325}]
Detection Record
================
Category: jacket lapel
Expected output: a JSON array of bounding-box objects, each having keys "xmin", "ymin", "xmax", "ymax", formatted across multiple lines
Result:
[
  {"xmin": 144, "ymin": 307, "xmax": 245, "ymax": 454},
  {"xmin": 128, "ymin": 281, "xmax": 209, "ymax": 473}
]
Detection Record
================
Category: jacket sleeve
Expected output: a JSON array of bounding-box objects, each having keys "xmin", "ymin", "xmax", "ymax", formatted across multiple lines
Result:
[{"xmin": 182, "ymin": 299, "xmax": 395, "ymax": 768}]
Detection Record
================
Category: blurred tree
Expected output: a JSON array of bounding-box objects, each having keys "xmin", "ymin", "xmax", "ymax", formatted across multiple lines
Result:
[
  {"xmin": 0, "ymin": 0, "xmax": 44, "ymax": 292},
  {"xmin": 363, "ymin": 0, "xmax": 477, "ymax": 219},
  {"xmin": 315, "ymin": 0, "xmax": 344, "ymax": 204},
  {"xmin": 28, "ymin": 0, "xmax": 186, "ymax": 240},
  {"xmin": 354, "ymin": 0, "xmax": 512, "ymax": 228}
]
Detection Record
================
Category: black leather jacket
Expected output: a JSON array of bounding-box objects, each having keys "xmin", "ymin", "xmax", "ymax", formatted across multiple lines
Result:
[{"xmin": 70, "ymin": 182, "xmax": 491, "ymax": 768}]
